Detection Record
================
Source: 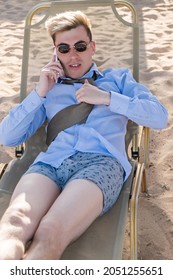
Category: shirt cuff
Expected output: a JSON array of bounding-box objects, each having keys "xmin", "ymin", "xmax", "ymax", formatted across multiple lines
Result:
[
  {"xmin": 109, "ymin": 91, "xmax": 129, "ymax": 116},
  {"xmin": 21, "ymin": 90, "xmax": 46, "ymax": 113}
]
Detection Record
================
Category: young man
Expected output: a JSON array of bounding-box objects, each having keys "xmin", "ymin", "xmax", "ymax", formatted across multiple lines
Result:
[{"xmin": 0, "ymin": 11, "xmax": 168, "ymax": 259}]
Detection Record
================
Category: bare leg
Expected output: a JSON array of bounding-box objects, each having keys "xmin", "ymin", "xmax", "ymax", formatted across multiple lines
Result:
[
  {"xmin": 24, "ymin": 179, "xmax": 103, "ymax": 259},
  {"xmin": 0, "ymin": 173, "xmax": 60, "ymax": 259}
]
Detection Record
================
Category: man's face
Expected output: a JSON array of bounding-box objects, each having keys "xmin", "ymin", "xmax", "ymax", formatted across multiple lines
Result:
[{"xmin": 54, "ymin": 25, "xmax": 96, "ymax": 79}]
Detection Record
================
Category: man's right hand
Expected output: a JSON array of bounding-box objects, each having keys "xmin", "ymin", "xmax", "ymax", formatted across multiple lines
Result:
[{"xmin": 36, "ymin": 55, "xmax": 64, "ymax": 97}]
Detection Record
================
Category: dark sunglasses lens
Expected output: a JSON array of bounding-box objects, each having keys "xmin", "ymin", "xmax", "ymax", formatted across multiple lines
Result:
[
  {"xmin": 58, "ymin": 44, "xmax": 70, "ymax": 54},
  {"xmin": 58, "ymin": 42, "xmax": 88, "ymax": 53},
  {"xmin": 75, "ymin": 42, "xmax": 87, "ymax": 52}
]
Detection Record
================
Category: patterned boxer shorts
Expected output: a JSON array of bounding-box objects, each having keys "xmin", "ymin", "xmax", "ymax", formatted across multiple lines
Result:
[{"xmin": 25, "ymin": 152, "xmax": 124, "ymax": 215}]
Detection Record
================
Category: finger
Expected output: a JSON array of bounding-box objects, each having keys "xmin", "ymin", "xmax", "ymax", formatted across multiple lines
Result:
[
  {"xmin": 44, "ymin": 69, "xmax": 56, "ymax": 81},
  {"xmin": 75, "ymin": 91, "xmax": 82, "ymax": 102},
  {"xmin": 50, "ymin": 63, "xmax": 64, "ymax": 77},
  {"xmin": 49, "ymin": 71, "xmax": 56, "ymax": 81},
  {"xmin": 43, "ymin": 66, "xmax": 61, "ymax": 77},
  {"xmin": 84, "ymin": 79, "xmax": 89, "ymax": 84}
]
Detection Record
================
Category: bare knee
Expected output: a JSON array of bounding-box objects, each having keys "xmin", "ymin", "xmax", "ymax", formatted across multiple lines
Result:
[
  {"xmin": 0, "ymin": 204, "xmax": 32, "ymax": 260},
  {"xmin": 33, "ymin": 218, "xmax": 68, "ymax": 258},
  {"xmin": 1, "ymin": 203, "xmax": 32, "ymax": 241}
]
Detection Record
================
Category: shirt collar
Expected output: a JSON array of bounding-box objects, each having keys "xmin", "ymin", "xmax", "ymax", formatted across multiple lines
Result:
[
  {"xmin": 59, "ymin": 62, "xmax": 103, "ymax": 83},
  {"xmin": 82, "ymin": 63, "xmax": 104, "ymax": 79}
]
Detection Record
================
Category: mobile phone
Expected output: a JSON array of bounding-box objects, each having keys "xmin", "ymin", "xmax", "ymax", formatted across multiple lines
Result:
[
  {"xmin": 53, "ymin": 48, "xmax": 59, "ymax": 82},
  {"xmin": 53, "ymin": 47, "xmax": 58, "ymax": 62}
]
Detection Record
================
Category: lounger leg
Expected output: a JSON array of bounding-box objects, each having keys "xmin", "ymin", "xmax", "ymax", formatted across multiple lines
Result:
[{"xmin": 130, "ymin": 163, "xmax": 144, "ymax": 259}]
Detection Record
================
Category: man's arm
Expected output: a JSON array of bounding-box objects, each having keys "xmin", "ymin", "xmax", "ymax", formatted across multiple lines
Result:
[
  {"xmin": 0, "ymin": 90, "xmax": 46, "ymax": 146},
  {"xmin": 108, "ymin": 69, "xmax": 168, "ymax": 129},
  {"xmin": 75, "ymin": 70, "xmax": 168, "ymax": 130}
]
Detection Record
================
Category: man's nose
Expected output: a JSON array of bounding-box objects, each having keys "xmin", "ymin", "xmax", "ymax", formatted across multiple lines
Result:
[{"xmin": 68, "ymin": 47, "xmax": 79, "ymax": 56}]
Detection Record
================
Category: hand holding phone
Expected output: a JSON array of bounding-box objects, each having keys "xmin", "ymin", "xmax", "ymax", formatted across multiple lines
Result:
[{"xmin": 53, "ymin": 48, "xmax": 64, "ymax": 81}]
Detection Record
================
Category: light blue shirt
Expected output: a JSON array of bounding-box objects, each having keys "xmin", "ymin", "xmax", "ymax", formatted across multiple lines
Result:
[{"xmin": 0, "ymin": 63, "xmax": 168, "ymax": 180}]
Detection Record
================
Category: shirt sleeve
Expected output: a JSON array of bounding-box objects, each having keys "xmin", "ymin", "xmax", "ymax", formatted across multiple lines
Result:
[
  {"xmin": 0, "ymin": 90, "xmax": 46, "ymax": 146},
  {"xmin": 109, "ymin": 69, "xmax": 168, "ymax": 129}
]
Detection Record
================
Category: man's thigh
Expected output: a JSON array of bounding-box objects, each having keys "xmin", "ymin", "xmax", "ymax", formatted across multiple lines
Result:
[
  {"xmin": 8, "ymin": 173, "xmax": 61, "ymax": 239},
  {"xmin": 42, "ymin": 178, "xmax": 103, "ymax": 245}
]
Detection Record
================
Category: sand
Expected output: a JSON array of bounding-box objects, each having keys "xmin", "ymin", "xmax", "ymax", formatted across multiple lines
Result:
[{"xmin": 0, "ymin": 0, "xmax": 172, "ymax": 259}]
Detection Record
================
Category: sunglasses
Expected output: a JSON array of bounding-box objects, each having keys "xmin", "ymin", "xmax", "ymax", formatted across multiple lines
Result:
[{"xmin": 56, "ymin": 41, "xmax": 91, "ymax": 54}]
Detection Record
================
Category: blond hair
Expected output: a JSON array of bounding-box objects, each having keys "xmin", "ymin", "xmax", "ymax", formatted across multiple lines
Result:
[{"xmin": 45, "ymin": 10, "xmax": 92, "ymax": 44}]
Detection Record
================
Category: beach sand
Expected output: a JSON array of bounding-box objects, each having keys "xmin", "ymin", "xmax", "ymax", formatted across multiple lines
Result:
[{"xmin": 0, "ymin": 0, "xmax": 172, "ymax": 259}]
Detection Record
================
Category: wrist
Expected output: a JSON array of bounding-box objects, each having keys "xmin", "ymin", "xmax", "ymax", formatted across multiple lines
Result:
[
  {"xmin": 104, "ymin": 91, "xmax": 111, "ymax": 106},
  {"xmin": 35, "ymin": 83, "xmax": 46, "ymax": 98}
]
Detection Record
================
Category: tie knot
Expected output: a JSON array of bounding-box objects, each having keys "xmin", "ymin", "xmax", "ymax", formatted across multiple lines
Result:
[
  {"xmin": 61, "ymin": 77, "xmax": 94, "ymax": 85},
  {"xmin": 61, "ymin": 72, "xmax": 97, "ymax": 85}
]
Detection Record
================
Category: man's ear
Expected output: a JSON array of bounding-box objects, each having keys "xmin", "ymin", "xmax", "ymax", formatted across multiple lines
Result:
[{"xmin": 91, "ymin": 41, "xmax": 96, "ymax": 55}]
